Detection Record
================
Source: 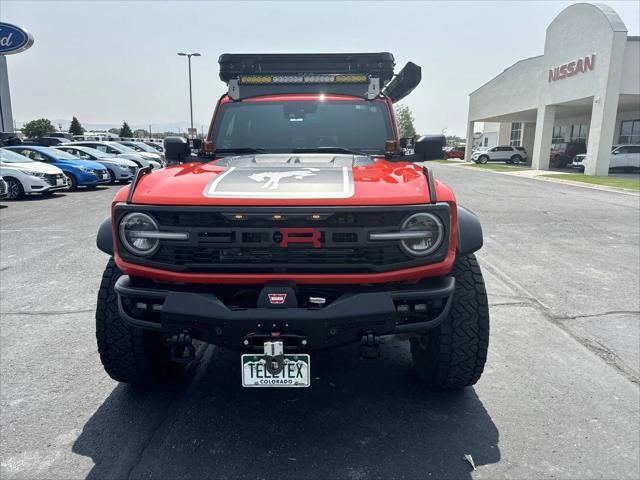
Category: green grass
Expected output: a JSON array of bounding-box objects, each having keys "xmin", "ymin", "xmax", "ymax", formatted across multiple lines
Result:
[
  {"xmin": 541, "ymin": 174, "xmax": 640, "ymax": 191},
  {"xmin": 463, "ymin": 163, "xmax": 530, "ymax": 172}
]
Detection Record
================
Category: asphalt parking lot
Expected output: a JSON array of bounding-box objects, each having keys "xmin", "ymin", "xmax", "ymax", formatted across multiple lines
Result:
[{"xmin": 1, "ymin": 164, "xmax": 639, "ymax": 479}]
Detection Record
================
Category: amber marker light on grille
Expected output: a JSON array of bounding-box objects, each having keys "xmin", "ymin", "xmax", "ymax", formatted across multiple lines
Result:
[
  {"xmin": 234, "ymin": 214, "xmax": 245, "ymax": 220},
  {"xmin": 311, "ymin": 214, "xmax": 321, "ymax": 220},
  {"xmin": 272, "ymin": 214, "xmax": 283, "ymax": 220}
]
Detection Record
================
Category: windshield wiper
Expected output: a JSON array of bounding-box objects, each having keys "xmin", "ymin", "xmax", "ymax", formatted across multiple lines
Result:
[
  {"xmin": 214, "ymin": 147, "xmax": 266, "ymax": 155},
  {"xmin": 292, "ymin": 147, "xmax": 368, "ymax": 156}
]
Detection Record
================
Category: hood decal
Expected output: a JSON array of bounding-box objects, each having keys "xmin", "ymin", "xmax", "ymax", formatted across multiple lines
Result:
[{"xmin": 204, "ymin": 166, "xmax": 354, "ymax": 199}]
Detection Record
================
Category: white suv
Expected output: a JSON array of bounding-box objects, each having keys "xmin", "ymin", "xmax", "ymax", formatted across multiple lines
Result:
[
  {"xmin": 0, "ymin": 148, "xmax": 67, "ymax": 199},
  {"xmin": 472, "ymin": 145, "xmax": 527, "ymax": 164},
  {"xmin": 572, "ymin": 145, "xmax": 640, "ymax": 172}
]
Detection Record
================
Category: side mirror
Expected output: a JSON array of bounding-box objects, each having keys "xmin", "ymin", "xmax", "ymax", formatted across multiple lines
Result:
[
  {"xmin": 164, "ymin": 136, "xmax": 190, "ymax": 164},
  {"xmin": 399, "ymin": 137, "xmax": 414, "ymax": 149},
  {"xmin": 414, "ymin": 135, "xmax": 445, "ymax": 161},
  {"xmin": 612, "ymin": 150, "xmax": 619, "ymax": 155},
  {"xmin": 191, "ymin": 138, "xmax": 203, "ymax": 151}
]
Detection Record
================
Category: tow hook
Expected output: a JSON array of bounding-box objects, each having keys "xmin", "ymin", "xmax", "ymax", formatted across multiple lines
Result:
[
  {"xmin": 264, "ymin": 340, "xmax": 285, "ymax": 375},
  {"xmin": 169, "ymin": 332, "xmax": 195, "ymax": 364},
  {"xmin": 359, "ymin": 331, "xmax": 380, "ymax": 359}
]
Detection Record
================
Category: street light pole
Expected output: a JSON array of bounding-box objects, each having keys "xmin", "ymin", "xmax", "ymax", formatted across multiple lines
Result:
[{"xmin": 177, "ymin": 52, "xmax": 201, "ymax": 139}]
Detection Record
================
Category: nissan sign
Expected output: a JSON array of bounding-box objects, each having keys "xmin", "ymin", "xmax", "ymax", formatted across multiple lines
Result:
[
  {"xmin": 548, "ymin": 54, "xmax": 595, "ymax": 82},
  {"xmin": 0, "ymin": 22, "xmax": 34, "ymax": 55}
]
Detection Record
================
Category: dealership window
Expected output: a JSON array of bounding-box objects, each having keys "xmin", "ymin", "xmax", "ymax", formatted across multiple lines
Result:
[
  {"xmin": 509, "ymin": 123, "xmax": 522, "ymax": 146},
  {"xmin": 570, "ymin": 124, "xmax": 588, "ymax": 143},
  {"xmin": 552, "ymin": 126, "xmax": 566, "ymax": 143},
  {"xmin": 619, "ymin": 119, "xmax": 640, "ymax": 144},
  {"xmin": 483, "ymin": 137, "xmax": 489, "ymax": 147}
]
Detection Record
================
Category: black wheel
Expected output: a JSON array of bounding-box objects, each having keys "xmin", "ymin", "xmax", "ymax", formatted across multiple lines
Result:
[
  {"xmin": 63, "ymin": 172, "xmax": 77, "ymax": 190},
  {"xmin": 478, "ymin": 155, "xmax": 489, "ymax": 164},
  {"xmin": 410, "ymin": 254, "xmax": 490, "ymax": 390},
  {"xmin": 107, "ymin": 168, "xmax": 117, "ymax": 184},
  {"xmin": 96, "ymin": 258, "xmax": 182, "ymax": 385},
  {"xmin": 4, "ymin": 177, "xmax": 24, "ymax": 200},
  {"xmin": 510, "ymin": 155, "xmax": 522, "ymax": 165}
]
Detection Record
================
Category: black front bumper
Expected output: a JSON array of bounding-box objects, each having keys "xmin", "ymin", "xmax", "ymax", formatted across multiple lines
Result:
[{"xmin": 114, "ymin": 276, "xmax": 455, "ymax": 350}]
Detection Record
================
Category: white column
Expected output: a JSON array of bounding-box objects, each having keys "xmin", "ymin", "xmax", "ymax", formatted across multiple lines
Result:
[
  {"xmin": 464, "ymin": 120, "xmax": 474, "ymax": 162},
  {"xmin": 584, "ymin": 94, "xmax": 620, "ymax": 176},
  {"xmin": 0, "ymin": 56, "xmax": 14, "ymax": 132},
  {"xmin": 531, "ymin": 104, "xmax": 556, "ymax": 171}
]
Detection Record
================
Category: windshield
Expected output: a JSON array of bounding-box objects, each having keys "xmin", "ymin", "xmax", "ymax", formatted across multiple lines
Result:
[
  {"xmin": 211, "ymin": 99, "xmax": 392, "ymax": 155},
  {"xmin": 107, "ymin": 142, "xmax": 135, "ymax": 153},
  {"xmin": 129, "ymin": 142, "xmax": 156, "ymax": 153},
  {"xmin": 50, "ymin": 149, "xmax": 85, "ymax": 160},
  {"xmin": 0, "ymin": 149, "xmax": 34, "ymax": 163}
]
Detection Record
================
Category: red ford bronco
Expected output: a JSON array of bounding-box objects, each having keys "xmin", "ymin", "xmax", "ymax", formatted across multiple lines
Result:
[{"xmin": 95, "ymin": 53, "xmax": 489, "ymax": 389}]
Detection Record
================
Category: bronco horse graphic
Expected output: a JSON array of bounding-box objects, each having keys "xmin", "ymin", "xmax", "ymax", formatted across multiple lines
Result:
[{"xmin": 248, "ymin": 168, "xmax": 320, "ymax": 190}]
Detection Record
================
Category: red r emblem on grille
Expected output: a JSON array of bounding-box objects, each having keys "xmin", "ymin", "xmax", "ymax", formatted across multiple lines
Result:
[{"xmin": 279, "ymin": 228, "xmax": 322, "ymax": 248}]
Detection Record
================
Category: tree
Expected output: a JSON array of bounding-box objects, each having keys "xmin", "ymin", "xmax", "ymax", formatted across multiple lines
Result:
[
  {"xmin": 68, "ymin": 116, "xmax": 85, "ymax": 136},
  {"xmin": 22, "ymin": 118, "xmax": 56, "ymax": 139},
  {"xmin": 120, "ymin": 122, "xmax": 133, "ymax": 138},
  {"xmin": 394, "ymin": 104, "xmax": 417, "ymax": 139},
  {"xmin": 108, "ymin": 128, "xmax": 120, "ymax": 134},
  {"xmin": 446, "ymin": 135, "xmax": 465, "ymax": 147}
]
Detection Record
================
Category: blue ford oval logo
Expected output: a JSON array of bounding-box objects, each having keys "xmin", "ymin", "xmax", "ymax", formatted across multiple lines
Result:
[{"xmin": 0, "ymin": 22, "xmax": 34, "ymax": 55}]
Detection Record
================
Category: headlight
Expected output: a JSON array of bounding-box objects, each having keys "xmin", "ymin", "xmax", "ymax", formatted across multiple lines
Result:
[
  {"xmin": 79, "ymin": 167, "xmax": 94, "ymax": 174},
  {"xmin": 119, "ymin": 212, "xmax": 160, "ymax": 256},
  {"xmin": 399, "ymin": 213, "xmax": 444, "ymax": 257},
  {"xmin": 24, "ymin": 170, "xmax": 46, "ymax": 178}
]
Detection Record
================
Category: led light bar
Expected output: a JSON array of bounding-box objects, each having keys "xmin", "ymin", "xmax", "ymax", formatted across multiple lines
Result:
[{"xmin": 239, "ymin": 74, "xmax": 369, "ymax": 85}]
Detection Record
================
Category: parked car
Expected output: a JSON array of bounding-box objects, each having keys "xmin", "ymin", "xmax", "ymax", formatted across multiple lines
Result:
[
  {"xmin": 117, "ymin": 141, "xmax": 166, "ymax": 162},
  {"xmin": 4, "ymin": 145, "xmax": 110, "ymax": 190},
  {"xmin": 549, "ymin": 142, "xmax": 586, "ymax": 168},
  {"xmin": 444, "ymin": 145, "xmax": 465, "ymax": 159},
  {"xmin": 507, "ymin": 146, "xmax": 528, "ymax": 163},
  {"xmin": 0, "ymin": 148, "xmax": 67, "ymax": 199},
  {"xmin": 53, "ymin": 145, "xmax": 138, "ymax": 183},
  {"xmin": 471, "ymin": 145, "xmax": 526, "ymax": 164},
  {"xmin": 143, "ymin": 141, "xmax": 164, "ymax": 153},
  {"xmin": 46, "ymin": 132, "xmax": 75, "ymax": 141},
  {"xmin": 22, "ymin": 137, "xmax": 71, "ymax": 147},
  {"xmin": 0, "ymin": 176, "xmax": 8, "ymax": 199},
  {"xmin": 68, "ymin": 141, "xmax": 162, "ymax": 169},
  {"xmin": 572, "ymin": 145, "xmax": 640, "ymax": 172}
]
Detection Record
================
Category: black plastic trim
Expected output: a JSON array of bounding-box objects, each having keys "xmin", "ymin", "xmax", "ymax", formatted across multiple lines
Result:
[
  {"xmin": 96, "ymin": 217, "xmax": 113, "ymax": 255},
  {"xmin": 423, "ymin": 166, "xmax": 437, "ymax": 204},
  {"xmin": 114, "ymin": 275, "xmax": 455, "ymax": 349},
  {"xmin": 457, "ymin": 206, "xmax": 483, "ymax": 254}
]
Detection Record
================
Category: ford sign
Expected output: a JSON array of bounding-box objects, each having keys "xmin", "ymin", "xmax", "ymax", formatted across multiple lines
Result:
[{"xmin": 0, "ymin": 22, "xmax": 34, "ymax": 55}]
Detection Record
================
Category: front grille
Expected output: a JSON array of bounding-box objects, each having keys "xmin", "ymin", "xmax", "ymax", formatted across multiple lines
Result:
[
  {"xmin": 115, "ymin": 205, "xmax": 450, "ymax": 274},
  {"xmin": 44, "ymin": 173, "xmax": 64, "ymax": 186}
]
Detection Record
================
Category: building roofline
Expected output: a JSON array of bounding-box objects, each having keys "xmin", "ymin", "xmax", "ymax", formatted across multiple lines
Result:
[{"xmin": 469, "ymin": 55, "xmax": 543, "ymax": 96}]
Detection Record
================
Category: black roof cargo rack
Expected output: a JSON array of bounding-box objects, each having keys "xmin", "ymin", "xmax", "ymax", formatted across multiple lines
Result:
[{"xmin": 218, "ymin": 53, "xmax": 421, "ymax": 103}]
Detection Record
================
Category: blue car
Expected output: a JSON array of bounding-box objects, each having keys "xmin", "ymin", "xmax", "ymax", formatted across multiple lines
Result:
[{"xmin": 4, "ymin": 145, "xmax": 110, "ymax": 190}]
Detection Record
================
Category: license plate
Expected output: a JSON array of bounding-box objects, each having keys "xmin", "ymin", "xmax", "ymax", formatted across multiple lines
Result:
[
  {"xmin": 242, "ymin": 354, "xmax": 310, "ymax": 387},
  {"xmin": 56, "ymin": 179, "xmax": 63, "ymax": 185}
]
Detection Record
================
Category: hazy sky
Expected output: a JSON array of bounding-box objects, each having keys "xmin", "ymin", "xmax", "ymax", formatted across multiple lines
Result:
[{"xmin": 2, "ymin": 1, "xmax": 639, "ymax": 136}]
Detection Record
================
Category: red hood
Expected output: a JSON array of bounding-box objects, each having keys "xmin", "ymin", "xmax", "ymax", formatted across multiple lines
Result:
[{"xmin": 123, "ymin": 157, "xmax": 450, "ymax": 206}]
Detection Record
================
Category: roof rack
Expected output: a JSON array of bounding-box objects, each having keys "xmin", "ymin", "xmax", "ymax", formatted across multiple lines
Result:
[{"xmin": 218, "ymin": 53, "xmax": 421, "ymax": 102}]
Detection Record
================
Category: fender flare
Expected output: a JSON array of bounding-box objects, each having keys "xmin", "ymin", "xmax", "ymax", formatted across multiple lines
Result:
[
  {"xmin": 456, "ymin": 206, "xmax": 483, "ymax": 254},
  {"xmin": 96, "ymin": 217, "xmax": 114, "ymax": 255}
]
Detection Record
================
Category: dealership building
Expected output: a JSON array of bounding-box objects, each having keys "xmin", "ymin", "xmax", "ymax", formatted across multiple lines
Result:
[{"xmin": 465, "ymin": 3, "xmax": 639, "ymax": 175}]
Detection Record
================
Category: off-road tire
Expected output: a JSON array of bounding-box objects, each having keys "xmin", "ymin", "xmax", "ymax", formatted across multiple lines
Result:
[
  {"xmin": 96, "ymin": 258, "xmax": 179, "ymax": 385},
  {"xmin": 410, "ymin": 254, "xmax": 489, "ymax": 389}
]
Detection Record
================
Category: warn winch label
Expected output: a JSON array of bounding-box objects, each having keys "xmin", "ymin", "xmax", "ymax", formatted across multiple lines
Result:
[
  {"xmin": 267, "ymin": 293, "xmax": 288, "ymax": 304},
  {"xmin": 204, "ymin": 166, "xmax": 354, "ymax": 198}
]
